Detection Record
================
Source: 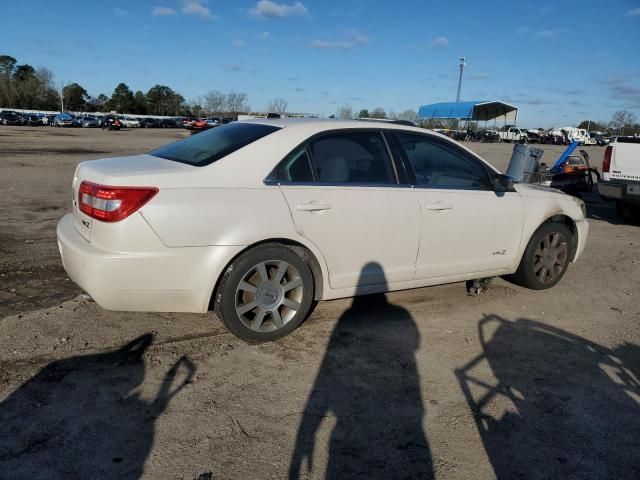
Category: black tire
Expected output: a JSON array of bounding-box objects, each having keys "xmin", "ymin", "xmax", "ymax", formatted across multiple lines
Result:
[
  {"xmin": 510, "ymin": 222, "xmax": 574, "ymax": 290},
  {"xmin": 214, "ymin": 244, "xmax": 315, "ymax": 343},
  {"xmin": 616, "ymin": 201, "xmax": 640, "ymax": 222}
]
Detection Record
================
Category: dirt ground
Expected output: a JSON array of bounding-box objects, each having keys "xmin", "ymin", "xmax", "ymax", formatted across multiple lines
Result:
[{"xmin": 1, "ymin": 126, "xmax": 638, "ymax": 479}]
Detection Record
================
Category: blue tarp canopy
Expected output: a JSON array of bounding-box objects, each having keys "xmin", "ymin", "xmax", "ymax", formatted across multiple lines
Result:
[{"xmin": 417, "ymin": 100, "xmax": 518, "ymax": 122}]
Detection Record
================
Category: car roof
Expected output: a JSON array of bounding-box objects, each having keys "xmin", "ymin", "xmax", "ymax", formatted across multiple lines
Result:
[
  {"xmin": 238, "ymin": 117, "xmax": 445, "ymax": 137},
  {"xmin": 237, "ymin": 117, "xmax": 499, "ymax": 174}
]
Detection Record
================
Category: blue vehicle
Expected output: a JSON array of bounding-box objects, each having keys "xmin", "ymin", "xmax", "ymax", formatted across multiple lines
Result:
[{"xmin": 53, "ymin": 113, "xmax": 75, "ymax": 127}]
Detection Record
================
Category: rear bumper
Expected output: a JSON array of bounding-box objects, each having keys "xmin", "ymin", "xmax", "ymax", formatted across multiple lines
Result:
[
  {"xmin": 56, "ymin": 214, "xmax": 242, "ymax": 313},
  {"xmin": 598, "ymin": 181, "xmax": 640, "ymax": 204}
]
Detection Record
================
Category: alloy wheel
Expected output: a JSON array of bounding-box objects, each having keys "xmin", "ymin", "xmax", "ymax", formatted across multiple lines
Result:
[
  {"xmin": 234, "ymin": 260, "xmax": 304, "ymax": 332},
  {"xmin": 533, "ymin": 232, "xmax": 569, "ymax": 284}
]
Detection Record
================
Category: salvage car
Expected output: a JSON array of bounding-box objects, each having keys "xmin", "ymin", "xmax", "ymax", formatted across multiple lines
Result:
[
  {"xmin": 598, "ymin": 136, "xmax": 640, "ymax": 219},
  {"xmin": 57, "ymin": 119, "xmax": 589, "ymax": 342},
  {"xmin": 0, "ymin": 111, "xmax": 23, "ymax": 125},
  {"xmin": 498, "ymin": 126, "xmax": 528, "ymax": 143},
  {"xmin": 80, "ymin": 116, "xmax": 100, "ymax": 128},
  {"xmin": 53, "ymin": 113, "xmax": 75, "ymax": 127},
  {"xmin": 120, "ymin": 117, "xmax": 140, "ymax": 128}
]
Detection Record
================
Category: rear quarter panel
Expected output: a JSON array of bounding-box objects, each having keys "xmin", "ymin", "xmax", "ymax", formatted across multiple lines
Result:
[{"xmin": 140, "ymin": 187, "xmax": 298, "ymax": 247}]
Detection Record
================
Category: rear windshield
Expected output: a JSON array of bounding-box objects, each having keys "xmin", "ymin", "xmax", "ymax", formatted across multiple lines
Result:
[{"xmin": 150, "ymin": 122, "xmax": 280, "ymax": 166}]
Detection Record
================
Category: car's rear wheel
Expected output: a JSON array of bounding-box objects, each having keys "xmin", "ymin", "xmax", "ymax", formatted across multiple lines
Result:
[
  {"xmin": 214, "ymin": 244, "xmax": 315, "ymax": 342},
  {"xmin": 510, "ymin": 222, "xmax": 573, "ymax": 290}
]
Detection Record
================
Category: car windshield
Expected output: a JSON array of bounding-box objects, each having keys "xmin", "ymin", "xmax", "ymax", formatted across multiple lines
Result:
[{"xmin": 150, "ymin": 122, "xmax": 280, "ymax": 166}]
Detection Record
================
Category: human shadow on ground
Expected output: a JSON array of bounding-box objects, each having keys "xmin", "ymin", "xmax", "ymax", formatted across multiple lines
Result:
[
  {"xmin": 289, "ymin": 262, "xmax": 433, "ymax": 479},
  {"xmin": 456, "ymin": 315, "xmax": 640, "ymax": 479},
  {"xmin": 0, "ymin": 334, "xmax": 196, "ymax": 480}
]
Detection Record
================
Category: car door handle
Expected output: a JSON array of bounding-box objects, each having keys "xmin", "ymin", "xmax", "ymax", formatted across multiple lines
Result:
[
  {"xmin": 424, "ymin": 203, "xmax": 454, "ymax": 211},
  {"xmin": 296, "ymin": 202, "xmax": 332, "ymax": 212}
]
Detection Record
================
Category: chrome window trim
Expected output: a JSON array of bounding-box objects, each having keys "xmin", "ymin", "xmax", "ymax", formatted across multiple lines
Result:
[{"xmin": 264, "ymin": 179, "xmax": 413, "ymax": 188}]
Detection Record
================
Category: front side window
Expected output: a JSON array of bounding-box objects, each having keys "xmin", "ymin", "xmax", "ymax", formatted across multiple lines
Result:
[
  {"xmin": 309, "ymin": 131, "xmax": 395, "ymax": 184},
  {"xmin": 395, "ymin": 132, "xmax": 491, "ymax": 190},
  {"xmin": 151, "ymin": 122, "xmax": 280, "ymax": 166}
]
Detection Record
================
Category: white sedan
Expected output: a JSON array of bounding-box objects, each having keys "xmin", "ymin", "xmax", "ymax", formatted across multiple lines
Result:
[
  {"xmin": 57, "ymin": 119, "xmax": 589, "ymax": 342},
  {"xmin": 120, "ymin": 118, "xmax": 140, "ymax": 128}
]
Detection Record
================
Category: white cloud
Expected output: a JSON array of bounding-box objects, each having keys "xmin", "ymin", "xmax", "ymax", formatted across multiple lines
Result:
[
  {"xmin": 432, "ymin": 36, "xmax": 448, "ymax": 49},
  {"xmin": 627, "ymin": 7, "xmax": 640, "ymax": 16},
  {"xmin": 114, "ymin": 8, "xmax": 128, "ymax": 16},
  {"xmin": 232, "ymin": 39, "xmax": 246, "ymax": 48},
  {"xmin": 182, "ymin": 1, "xmax": 215, "ymax": 20},
  {"xmin": 152, "ymin": 6, "xmax": 177, "ymax": 16},
  {"xmin": 516, "ymin": 25, "xmax": 530, "ymax": 34},
  {"xmin": 602, "ymin": 75, "xmax": 640, "ymax": 108},
  {"xmin": 311, "ymin": 40, "xmax": 352, "ymax": 50},
  {"xmin": 539, "ymin": 5, "xmax": 554, "ymax": 14},
  {"xmin": 250, "ymin": 1, "xmax": 308, "ymax": 19},
  {"xmin": 310, "ymin": 30, "xmax": 371, "ymax": 50},
  {"xmin": 258, "ymin": 31, "xmax": 271, "ymax": 39},
  {"xmin": 535, "ymin": 28, "xmax": 567, "ymax": 38},
  {"xmin": 346, "ymin": 29, "xmax": 371, "ymax": 45}
]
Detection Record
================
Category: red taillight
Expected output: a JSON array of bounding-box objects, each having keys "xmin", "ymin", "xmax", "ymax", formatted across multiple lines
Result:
[
  {"xmin": 603, "ymin": 145, "xmax": 612, "ymax": 173},
  {"xmin": 78, "ymin": 181, "xmax": 158, "ymax": 222}
]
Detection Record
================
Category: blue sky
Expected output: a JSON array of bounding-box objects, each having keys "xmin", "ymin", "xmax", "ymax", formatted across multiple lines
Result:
[{"xmin": 1, "ymin": 0, "xmax": 639, "ymax": 126}]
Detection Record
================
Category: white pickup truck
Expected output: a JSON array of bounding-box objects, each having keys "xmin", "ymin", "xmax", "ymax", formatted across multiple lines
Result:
[
  {"xmin": 598, "ymin": 136, "xmax": 640, "ymax": 218},
  {"xmin": 498, "ymin": 127, "xmax": 528, "ymax": 143}
]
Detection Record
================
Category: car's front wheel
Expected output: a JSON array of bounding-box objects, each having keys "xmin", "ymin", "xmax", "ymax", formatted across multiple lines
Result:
[
  {"xmin": 510, "ymin": 222, "xmax": 573, "ymax": 290},
  {"xmin": 214, "ymin": 244, "xmax": 315, "ymax": 342}
]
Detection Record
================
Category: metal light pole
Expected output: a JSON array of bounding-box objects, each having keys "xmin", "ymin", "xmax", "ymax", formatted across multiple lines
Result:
[{"xmin": 456, "ymin": 57, "xmax": 466, "ymax": 102}]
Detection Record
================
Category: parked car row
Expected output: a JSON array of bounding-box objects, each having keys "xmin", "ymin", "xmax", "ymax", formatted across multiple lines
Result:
[
  {"xmin": 0, "ymin": 110, "xmax": 188, "ymax": 128},
  {"xmin": 431, "ymin": 125, "xmax": 614, "ymax": 146},
  {"xmin": 0, "ymin": 110, "xmax": 41, "ymax": 126}
]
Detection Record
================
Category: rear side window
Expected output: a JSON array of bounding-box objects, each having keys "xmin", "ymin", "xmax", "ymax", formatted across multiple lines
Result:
[
  {"xmin": 310, "ymin": 132, "xmax": 395, "ymax": 184},
  {"xmin": 151, "ymin": 122, "xmax": 280, "ymax": 166},
  {"xmin": 395, "ymin": 132, "xmax": 491, "ymax": 190},
  {"xmin": 280, "ymin": 147, "xmax": 315, "ymax": 182}
]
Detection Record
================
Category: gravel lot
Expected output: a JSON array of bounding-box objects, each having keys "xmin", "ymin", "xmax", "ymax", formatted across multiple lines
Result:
[{"xmin": 1, "ymin": 126, "xmax": 638, "ymax": 479}]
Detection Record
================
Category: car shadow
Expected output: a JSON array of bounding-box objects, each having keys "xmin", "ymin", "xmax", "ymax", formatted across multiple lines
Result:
[
  {"xmin": 455, "ymin": 314, "xmax": 640, "ymax": 479},
  {"xmin": 0, "ymin": 334, "xmax": 196, "ymax": 480},
  {"xmin": 289, "ymin": 262, "xmax": 434, "ymax": 479},
  {"xmin": 584, "ymin": 190, "xmax": 640, "ymax": 226}
]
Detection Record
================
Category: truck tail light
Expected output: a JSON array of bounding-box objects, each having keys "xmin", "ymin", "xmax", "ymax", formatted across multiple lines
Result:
[
  {"xmin": 78, "ymin": 181, "xmax": 158, "ymax": 222},
  {"xmin": 602, "ymin": 146, "xmax": 612, "ymax": 173}
]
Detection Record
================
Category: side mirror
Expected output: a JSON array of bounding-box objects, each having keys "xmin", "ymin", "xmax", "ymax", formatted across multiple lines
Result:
[{"xmin": 493, "ymin": 174, "xmax": 515, "ymax": 193}]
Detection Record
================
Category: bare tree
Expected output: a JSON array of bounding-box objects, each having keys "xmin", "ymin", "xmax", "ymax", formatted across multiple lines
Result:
[
  {"xmin": 203, "ymin": 90, "xmax": 226, "ymax": 115},
  {"xmin": 370, "ymin": 107, "xmax": 386, "ymax": 119},
  {"xmin": 266, "ymin": 97, "xmax": 288, "ymax": 114},
  {"xmin": 610, "ymin": 110, "xmax": 637, "ymax": 135},
  {"xmin": 35, "ymin": 67, "xmax": 54, "ymax": 93},
  {"xmin": 336, "ymin": 104, "xmax": 353, "ymax": 119},
  {"xmin": 225, "ymin": 91, "xmax": 250, "ymax": 114},
  {"xmin": 396, "ymin": 109, "xmax": 417, "ymax": 122}
]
